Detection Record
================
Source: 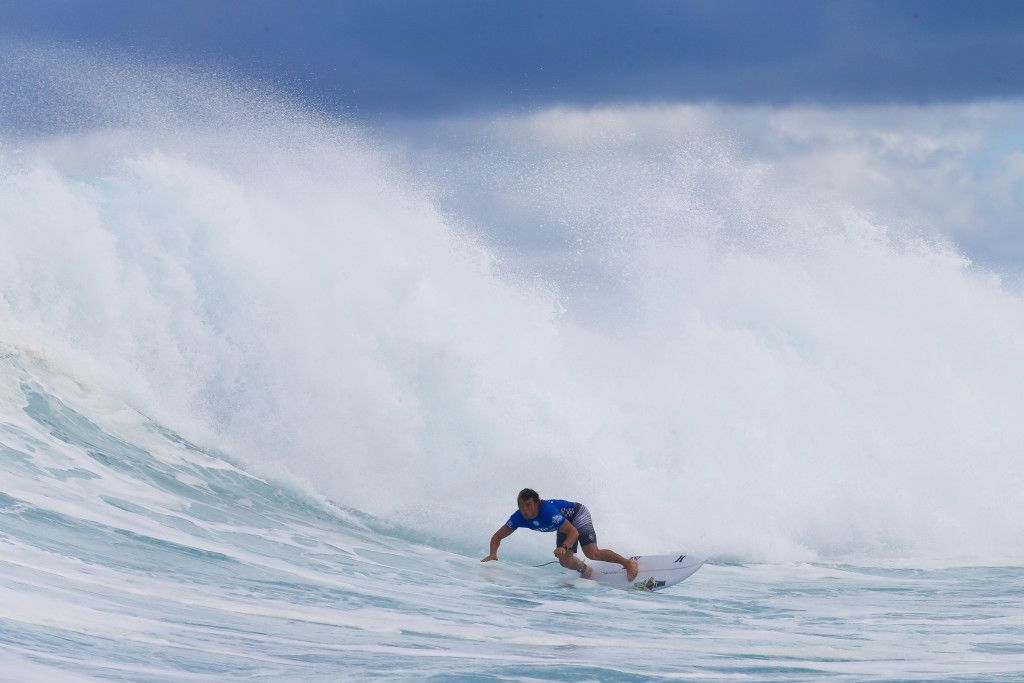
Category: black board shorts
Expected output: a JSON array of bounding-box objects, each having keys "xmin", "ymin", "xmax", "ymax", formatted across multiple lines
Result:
[{"xmin": 555, "ymin": 503, "xmax": 597, "ymax": 552}]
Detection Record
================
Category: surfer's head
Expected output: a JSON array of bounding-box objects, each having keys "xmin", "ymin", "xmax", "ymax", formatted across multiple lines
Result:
[{"xmin": 517, "ymin": 488, "xmax": 540, "ymax": 519}]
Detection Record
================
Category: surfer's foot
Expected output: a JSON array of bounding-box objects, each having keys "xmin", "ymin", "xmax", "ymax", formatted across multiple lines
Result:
[
  {"xmin": 625, "ymin": 559, "xmax": 638, "ymax": 582},
  {"xmin": 578, "ymin": 563, "xmax": 593, "ymax": 579}
]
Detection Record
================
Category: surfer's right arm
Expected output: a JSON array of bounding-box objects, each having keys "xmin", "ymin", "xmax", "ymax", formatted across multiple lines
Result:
[{"xmin": 481, "ymin": 525, "xmax": 515, "ymax": 562}]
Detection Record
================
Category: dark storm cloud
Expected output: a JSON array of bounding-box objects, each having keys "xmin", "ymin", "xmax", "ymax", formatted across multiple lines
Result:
[{"xmin": 2, "ymin": 0, "xmax": 1023, "ymax": 118}]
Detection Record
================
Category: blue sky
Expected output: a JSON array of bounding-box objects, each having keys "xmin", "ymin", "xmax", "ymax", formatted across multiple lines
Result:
[{"xmin": 3, "ymin": 0, "xmax": 1024, "ymax": 118}]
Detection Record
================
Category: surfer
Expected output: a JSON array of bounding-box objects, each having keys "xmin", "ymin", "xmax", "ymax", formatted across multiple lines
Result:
[{"xmin": 481, "ymin": 488, "xmax": 639, "ymax": 582}]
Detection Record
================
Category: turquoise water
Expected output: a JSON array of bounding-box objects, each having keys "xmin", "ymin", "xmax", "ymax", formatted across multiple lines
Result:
[{"xmin": 1, "ymin": 349, "xmax": 1022, "ymax": 682}]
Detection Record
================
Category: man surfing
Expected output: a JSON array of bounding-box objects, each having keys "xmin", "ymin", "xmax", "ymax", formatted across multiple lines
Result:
[{"xmin": 481, "ymin": 488, "xmax": 639, "ymax": 582}]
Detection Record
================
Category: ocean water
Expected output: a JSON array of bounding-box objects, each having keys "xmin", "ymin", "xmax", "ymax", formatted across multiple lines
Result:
[
  {"xmin": 2, "ymin": 349, "xmax": 1022, "ymax": 682},
  {"xmin": 2, "ymin": 49, "xmax": 1024, "ymax": 681}
]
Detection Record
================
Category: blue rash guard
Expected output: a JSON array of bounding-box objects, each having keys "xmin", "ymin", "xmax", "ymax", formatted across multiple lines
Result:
[{"xmin": 506, "ymin": 499, "xmax": 578, "ymax": 532}]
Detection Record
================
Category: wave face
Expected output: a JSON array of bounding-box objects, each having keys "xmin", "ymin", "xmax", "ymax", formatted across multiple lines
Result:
[
  {"xmin": 0, "ymin": 346, "xmax": 547, "ymax": 680},
  {"xmin": 2, "ymin": 47, "xmax": 1024, "ymax": 569}
]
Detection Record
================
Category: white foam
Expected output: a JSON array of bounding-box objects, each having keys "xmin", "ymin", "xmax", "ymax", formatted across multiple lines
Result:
[{"xmin": 2, "ymin": 48, "xmax": 1024, "ymax": 564}]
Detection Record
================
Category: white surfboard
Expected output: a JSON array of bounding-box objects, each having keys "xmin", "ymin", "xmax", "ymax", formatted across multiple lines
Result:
[{"xmin": 575, "ymin": 553, "xmax": 705, "ymax": 592}]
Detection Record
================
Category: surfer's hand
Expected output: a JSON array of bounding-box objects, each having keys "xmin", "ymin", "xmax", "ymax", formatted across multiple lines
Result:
[
  {"xmin": 553, "ymin": 547, "xmax": 566, "ymax": 558},
  {"xmin": 481, "ymin": 554, "xmax": 498, "ymax": 562}
]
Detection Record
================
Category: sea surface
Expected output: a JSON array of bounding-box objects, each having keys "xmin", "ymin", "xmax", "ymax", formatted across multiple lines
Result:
[{"xmin": 1, "ymin": 349, "xmax": 1022, "ymax": 682}]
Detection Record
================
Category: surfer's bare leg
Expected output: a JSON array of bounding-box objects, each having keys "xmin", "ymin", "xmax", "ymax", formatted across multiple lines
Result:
[
  {"xmin": 557, "ymin": 551, "xmax": 591, "ymax": 577},
  {"xmin": 581, "ymin": 544, "xmax": 638, "ymax": 582}
]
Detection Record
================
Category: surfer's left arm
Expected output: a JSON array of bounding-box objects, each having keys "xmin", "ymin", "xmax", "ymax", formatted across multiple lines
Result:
[{"xmin": 553, "ymin": 520, "xmax": 578, "ymax": 558}]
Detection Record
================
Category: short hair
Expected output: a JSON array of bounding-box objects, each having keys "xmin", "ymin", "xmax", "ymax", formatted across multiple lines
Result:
[{"xmin": 517, "ymin": 488, "xmax": 540, "ymax": 505}]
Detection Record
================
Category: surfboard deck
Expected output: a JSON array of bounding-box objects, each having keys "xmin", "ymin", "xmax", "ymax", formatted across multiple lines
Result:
[{"xmin": 575, "ymin": 553, "xmax": 705, "ymax": 592}]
